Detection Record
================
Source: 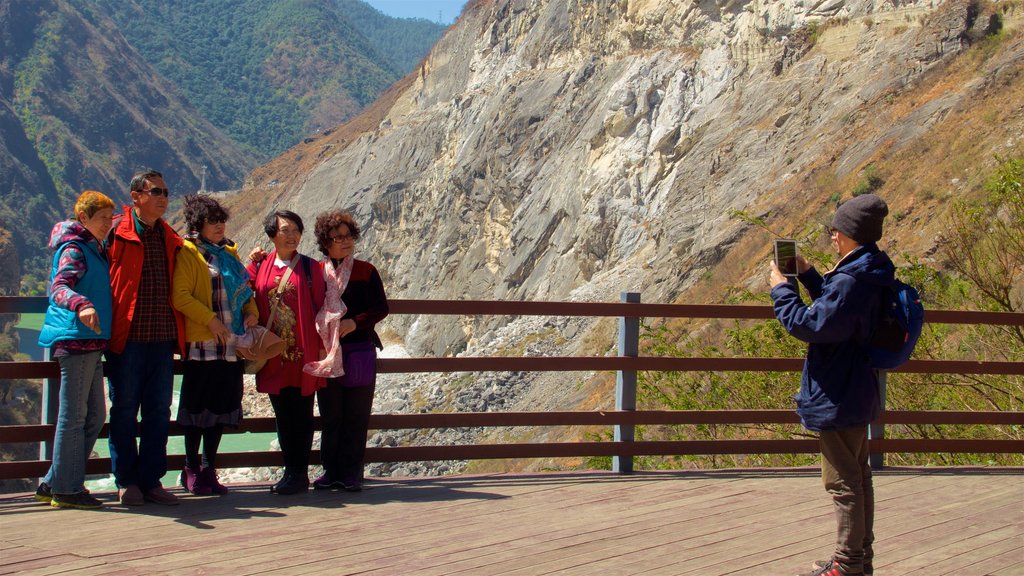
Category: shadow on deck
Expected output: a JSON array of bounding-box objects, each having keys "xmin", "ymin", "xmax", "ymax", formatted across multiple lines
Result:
[{"xmin": 1, "ymin": 467, "xmax": 1021, "ymax": 575}]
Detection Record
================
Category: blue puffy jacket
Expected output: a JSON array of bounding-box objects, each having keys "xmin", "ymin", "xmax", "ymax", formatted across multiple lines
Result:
[{"xmin": 770, "ymin": 244, "xmax": 895, "ymax": 431}]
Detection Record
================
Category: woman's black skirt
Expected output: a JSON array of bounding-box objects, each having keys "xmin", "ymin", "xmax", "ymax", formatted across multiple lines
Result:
[{"xmin": 176, "ymin": 359, "xmax": 244, "ymax": 428}]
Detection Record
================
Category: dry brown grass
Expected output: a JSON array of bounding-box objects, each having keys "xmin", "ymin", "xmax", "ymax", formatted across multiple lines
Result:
[{"xmin": 702, "ymin": 29, "xmax": 1024, "ymax": 303}]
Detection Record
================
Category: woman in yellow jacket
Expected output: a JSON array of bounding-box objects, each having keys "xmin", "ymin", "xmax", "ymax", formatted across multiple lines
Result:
[{"xmin": 172, "ymin": 195, "xmax": 258, "ymax": 495}]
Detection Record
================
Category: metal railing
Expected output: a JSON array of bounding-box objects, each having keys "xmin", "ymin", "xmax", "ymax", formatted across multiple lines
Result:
[{"xmin": 1, "ymin": 295, "xmax": 1022, "ymax": 480}]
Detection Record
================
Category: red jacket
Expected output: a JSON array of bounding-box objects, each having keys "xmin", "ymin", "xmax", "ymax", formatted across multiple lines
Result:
[
  {"xmin": 107, "ymin": 206, "xmax": 185, "ymax": 354},
  {"xmin": 247, "ymin": 251, "xmax": 326, "ymax": 396}
]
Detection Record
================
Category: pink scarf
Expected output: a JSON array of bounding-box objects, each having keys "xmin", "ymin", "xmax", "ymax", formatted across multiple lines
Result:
[{"xmin": 303, "ymin": 256, "xmax": 353, "ymax": 378}]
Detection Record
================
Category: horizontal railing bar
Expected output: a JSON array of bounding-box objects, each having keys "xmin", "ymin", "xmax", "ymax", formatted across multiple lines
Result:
[
  {"xmin": 4, "ymin": 410, "xmax": 1021, "ymax": 444},
  {"xmin": 388, "ymin": 300, "xmax": 777, "ymax": 319},
  {"xmin": 4, "ymin": 437, "xmax": 1021, "ymax": 478},
  {"xmin": 357, "ymin": 439, "xmax": 1024, "ymax": 460},
  {"xmin": 5, "ymin": 356, "xmax": 1024, "ymax": 380},
  {"xmin": 377, "ymin": 358, "xmax": 1024, "ymax": 375},
  {"xmin": 377, "ymin": 357, "xmax": 806, "ymax": 373},
  {"xmin": 871, "ymin": 439, "xmax": 1024, "ymax": 453},
  {"xmin": 6, "ymin": 297, "xmax": 1023, "ymax": 325},
  {"xmin": 0, "ymin": 296, "xmax": 47, "ymax": 314}
]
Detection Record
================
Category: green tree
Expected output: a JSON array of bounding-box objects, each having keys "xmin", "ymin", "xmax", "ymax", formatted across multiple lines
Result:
[{"xmin": 613, "ymin": 158, "xmax": 1024, "ymax": 469}]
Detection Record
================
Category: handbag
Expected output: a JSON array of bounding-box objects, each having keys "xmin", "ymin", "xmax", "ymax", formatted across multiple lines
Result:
[
  {"xmin": 241, "ymin": 258, "xmax": 295, "ymax": 374},
  {"xmin": 238, "ymin": 325, "xmax": 287, "ymax": 374}
]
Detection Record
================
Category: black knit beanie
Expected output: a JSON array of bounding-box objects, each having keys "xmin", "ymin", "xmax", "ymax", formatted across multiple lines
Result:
[{"xmin": 831, "ymin": 194, "xmax": 888, "ymax": 244}]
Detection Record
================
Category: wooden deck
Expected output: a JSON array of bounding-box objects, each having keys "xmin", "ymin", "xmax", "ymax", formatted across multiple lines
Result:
[{"xmin": 0, "ymin": 468, "xmax": 1021, "ymax": 576}]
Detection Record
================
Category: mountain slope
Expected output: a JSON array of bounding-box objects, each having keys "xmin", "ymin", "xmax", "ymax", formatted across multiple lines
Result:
[
  {"xmin": 94, "ymin": 0, "xmax": 444, "ymax": 159},
  {"xmin": 222, "ymin": 0, "xmax": 1023, "ymax": 474},
  {"xmin": 230, "ymin": 0, "xmax": 1022, "ymax": 349},
  {"xmin": 337, "ymin": 0, "xmax": 449, "ymax": 74},
  {"xmin": 0, "ymin": 0, "xmax": 256, "ymax": 283}
]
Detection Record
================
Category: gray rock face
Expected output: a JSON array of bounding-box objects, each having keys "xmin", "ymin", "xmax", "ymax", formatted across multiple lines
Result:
[
  {"xmin": 267, "ymin": 0, "xmax": 974, "ymax": 351},
  {"xmin": 231, "ymin": 0, "xmax": 1020, "ymax": 475}
]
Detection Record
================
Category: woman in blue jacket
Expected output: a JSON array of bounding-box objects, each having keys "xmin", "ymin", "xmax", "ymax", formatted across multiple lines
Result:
[
  {"xmin": 36, "ymin": 191, "xmax": 116, "ymax": 509},
  {"xmin": 769, "ymin": 194, "xmax": 894, "ymax": 576}
]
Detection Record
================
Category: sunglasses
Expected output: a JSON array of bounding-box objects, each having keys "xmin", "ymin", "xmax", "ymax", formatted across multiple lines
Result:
[
  {"xmin": 207, "ymin": 216, "xmax": 227, "ymax": 225},
  {"xmin": 140, "ymin": 187, "xmax": 169, "ymax": 197}
]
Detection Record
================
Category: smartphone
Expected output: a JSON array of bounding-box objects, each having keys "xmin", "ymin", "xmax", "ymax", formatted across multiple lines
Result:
[{"xmin": 774, "ymin": 239, "xmax": 799, "ymax": 277}]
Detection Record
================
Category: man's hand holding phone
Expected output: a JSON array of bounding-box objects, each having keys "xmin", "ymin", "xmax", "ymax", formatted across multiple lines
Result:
[
  {"xmin": 774, "ymin": 239, "xmax": 799, "ymax": 276},
  {"xmin": 770, "ymin": 239, "xmax": 809, "ymax": 290}
]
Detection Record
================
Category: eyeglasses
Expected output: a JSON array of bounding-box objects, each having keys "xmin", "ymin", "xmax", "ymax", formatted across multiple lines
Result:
[
  {"xmin": 329, "ymin": 233, "xmax": 354, "ymax": 243},
  {"xmin": 207, "ymin": 216, "xmax": 227, "ymax": 224},
  {"xmin": 824, "ymin": 225, "xmax": 836, "ymax": 236},
  {"xmin": 141, "ymin": 187, "xmax": 169, "ymax": 197}
]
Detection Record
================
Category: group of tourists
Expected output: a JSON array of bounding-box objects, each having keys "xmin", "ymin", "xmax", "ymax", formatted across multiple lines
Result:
[
  {"xmin": 32, "ymin": 164, "xmax": 887, "ymax": 576},
  {"xmin": 35, "ymin": 168, "xmax": 388, "ymax": 509}
]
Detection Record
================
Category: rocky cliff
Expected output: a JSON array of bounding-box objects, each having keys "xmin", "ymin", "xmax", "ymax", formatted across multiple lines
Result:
[{"xmin": 223, "ymin": 0, "xmax": 1024, "ymax": 474}]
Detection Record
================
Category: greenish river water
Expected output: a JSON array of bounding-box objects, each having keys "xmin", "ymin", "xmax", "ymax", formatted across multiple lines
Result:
[
  {"xmin": 16, "ymin": 321, "xmax": 275, "ymax": 490},
  {"xmin": 88, "ymin": 377, "xmax": 276, "ymax": 491}
]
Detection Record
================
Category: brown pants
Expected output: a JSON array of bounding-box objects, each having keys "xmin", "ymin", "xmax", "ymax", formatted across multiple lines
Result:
[{"xmin": 820, "ymin": 427, "xmax": 874, "ymax": 574}]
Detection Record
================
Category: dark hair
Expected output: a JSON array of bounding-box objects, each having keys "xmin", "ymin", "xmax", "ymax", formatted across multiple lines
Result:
[
  {"xmin": 313, "ymin": 210, "xmax": 361, "ymax": 256},
  {"xmin": 129, "ymin": 169, "xmax": 163, "ymax": 193},
  {"xmin": 263, "ymin": 210, "xmax": 304, "ymax": 238},
  {"xmin": 183, "ymin": 194, "xmax": 229, "ymax": 234}
]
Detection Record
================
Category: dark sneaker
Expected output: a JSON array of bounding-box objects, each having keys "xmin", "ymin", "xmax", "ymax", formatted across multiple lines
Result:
[
  {"xmin": 200, "ymin": 467, "xmax": 229, "ymax": 495},
  {"xmin": 312, "ymin": 474, "xmax": 342, "ymax": 490},
  {"xmin": 801, "ymin": 558, "xmax": 862, "ymax": 576},
  {"xmin": 34, "ymin": 482, "xmax": 52, "ymax": 504},
  {"xmin": 814, "ymin": 559, "xmax": 872, "ymax": 576},
  {"xmin": 51, "ymin": 491, "xmax": 103, "ymax": 510},
  {"xmin": 143, "ymin": 485, "xmax": 180, "ymax": 506}
]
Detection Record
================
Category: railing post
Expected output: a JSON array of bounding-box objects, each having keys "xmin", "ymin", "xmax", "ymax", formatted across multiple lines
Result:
[
  {"xmin": 613, "ymin": 292, "xmax": 640, "ymax": 474},
  {"xmin": 39, "ymin": 346, "xmax": 58, "ymax": 464},
  {"xmin": 869, "ymin": 371, "xmax": 887, "ymax": 469}
]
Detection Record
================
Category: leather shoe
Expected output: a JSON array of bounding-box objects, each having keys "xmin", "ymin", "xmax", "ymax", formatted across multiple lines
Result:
[
  {"xmin": 312, "ymin": 473, "xmax": 342, "ymax": 490},
  {"xmin": 143, "ymin": 485, "xmax": 180, "ymax": 506},
  {"xmin": 340, "ymin": 478, "xmax": 363, "ymax": 492},
  {"xmin": 271, "ymin": 473, "xmax": 309, "ymax": 495},
  {"xmin": 119, "ymin": 485, "xmax": 144, "ymax": 506},
  {"xmin": 270, "ymin": 472, "xmax": 290, "ymax": 494}
]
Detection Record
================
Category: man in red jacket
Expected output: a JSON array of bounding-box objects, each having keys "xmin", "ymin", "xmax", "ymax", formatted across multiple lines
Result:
[{"xmin": 105, "ymin": 169, "xmax": 184, "ymax": 506}]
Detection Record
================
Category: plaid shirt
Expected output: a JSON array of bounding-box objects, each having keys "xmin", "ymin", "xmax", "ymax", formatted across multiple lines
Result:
[
  {"xmin": 126, "ymin": 220, "xmax": 177, "ymax": 342},
  {"xmin": 185, "ymin": 249, "xmax": 238, "ymax": 361}
]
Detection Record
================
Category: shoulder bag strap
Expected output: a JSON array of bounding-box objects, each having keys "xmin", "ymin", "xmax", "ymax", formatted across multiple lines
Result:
[{"xmin": 266, "ymin": 254, "xmax": 298, "ymax": 331}]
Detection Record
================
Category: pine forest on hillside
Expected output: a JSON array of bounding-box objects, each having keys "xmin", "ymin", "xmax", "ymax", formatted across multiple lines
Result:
[
  {"xmin": 92, "ymin": 0, "xmax": 446, "ymax": 158},
  {"xmin": 1, "ymin": 0, "xmax": 445, "ymax": 293}
]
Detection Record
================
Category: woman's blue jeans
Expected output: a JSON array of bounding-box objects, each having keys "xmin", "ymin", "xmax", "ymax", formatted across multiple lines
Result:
[
  {"xmin": 105, "ymin": 341, "xmax": 175, "ymax": 491},
  {"xmin": 43, "ymin": 350, "xmax": 107, "ymax": 494}
]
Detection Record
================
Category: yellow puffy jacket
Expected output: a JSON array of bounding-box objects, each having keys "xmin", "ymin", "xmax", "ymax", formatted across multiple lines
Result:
[{"xmin": 172, "ymin": 239, "xmax": 258, "ymax": 343}]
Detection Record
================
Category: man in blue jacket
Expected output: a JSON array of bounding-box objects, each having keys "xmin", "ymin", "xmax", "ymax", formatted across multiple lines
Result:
[{"xmin": 769, "ymin": 194, "xmax": 894, "ymax": 576}]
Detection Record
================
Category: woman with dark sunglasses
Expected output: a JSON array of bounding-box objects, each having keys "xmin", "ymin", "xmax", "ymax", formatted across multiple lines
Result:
[{"xmin": 171, "ymin": 194, "xmax": 258, "ymax": 495}]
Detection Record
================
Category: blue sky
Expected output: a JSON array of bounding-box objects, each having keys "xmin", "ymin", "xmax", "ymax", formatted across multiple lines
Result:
[{"xmin": 363, "ymin": 0, "xmax": 470, "ymax": 25}]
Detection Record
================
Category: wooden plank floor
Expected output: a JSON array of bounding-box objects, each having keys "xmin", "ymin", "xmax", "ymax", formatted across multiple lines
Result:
[{"xmin": 0, "ymin": 468, "xmax": 1021, "ymax": 576}]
